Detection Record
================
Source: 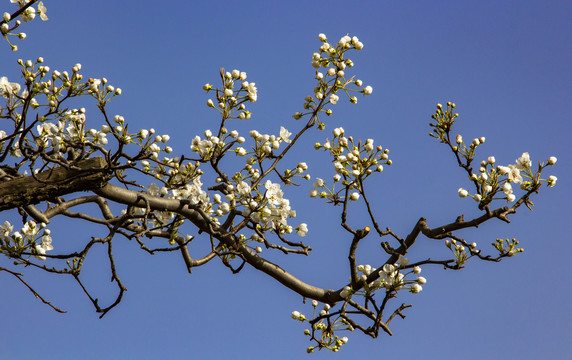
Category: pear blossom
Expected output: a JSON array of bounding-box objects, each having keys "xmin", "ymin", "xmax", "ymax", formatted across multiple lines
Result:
[
  {"xmin": 410, "ymin": 283, "xmax": 423, "ymax": 293},
  {"xmin": 280, "ymin": 126, "xmax": 292, "ymax": 143},
  {"xmin": 507, "ymin": 165, "xmax": 523, "ymax": 183},
  {"xmin": 247, "ymin": 82, "xmax": 257, "ymax": 102},
  {"xmin": 297, "ymin": 223, "xmax": 308, "ymax": 237},
  {"xmin": 0, "ymin": 77, "xmax": 21, "ymax": 97},
  {"xmin": 34, "ymin": 234, "xmax": 53, "ymax": 261},
  {"xmin": 0, "ymin": 221, "xmax": 13, "ymax": 239},
  {"xmin": 21, "ymin": 5, "xmax": 35, "ymax": 22},
  {"xmin": 548, "ymin": 175, "xmax": 557, "ymax": 187},
  {"xmin": 264, "ymin": 180, "xmax": 283, "ymax": 205},
  {"xmin": 329, "ymin": 94, "xmax": 339, "ymax": 104},
  {"xmin": 237, "ymin": 181, "xmax": 251, "ymax": 196},
  {"xmin": 497, "ymin": 165, "xmax": 510, "ymax": 175},
  {"xmin": 22, "ymin": 220, "xmax": 40, "ymax": 237},
  {"xmin": 516, "ymin": 152, "xmax": 531, "ymax": 170},
  {"xmin": 363, "ymin": 86, "xmax": 373, "ymax": 95},
  {"xmin": 458, "ymin": 188, "xmax": 468, "ymax": 198},
  {"xmin": 547, "ymin": 156, "xmax": 557, "ymax": 165},
  {"xmin": 340, "ymin": 286, "xmax": 351, "ymax": 299}
]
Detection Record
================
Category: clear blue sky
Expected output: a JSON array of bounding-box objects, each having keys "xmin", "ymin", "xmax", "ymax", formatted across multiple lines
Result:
[{"xmin": 1, "ymin": 1, "xmax": 570, "ymax": 359}]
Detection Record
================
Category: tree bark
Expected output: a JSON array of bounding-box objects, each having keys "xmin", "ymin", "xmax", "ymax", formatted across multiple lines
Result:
[{"xmin": 0, "ymin": 157, "xmax": 108, "ymax": 211}]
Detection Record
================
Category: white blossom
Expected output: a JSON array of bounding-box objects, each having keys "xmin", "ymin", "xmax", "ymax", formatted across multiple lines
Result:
[
  {"xmin": 397, "ymin": 255, "xmax": 409, "ymax": 266},
  {"xmin": 247, "ymin": 82, "xmax": 257, "ymax": 102},
  {"xmin": 507, "ymin": 165, "xmax": 523, "ymax": 183},
  {"xmin": 297, "ymin": 223, "xmax": 308, "ymax": 237},
  {"xmin": 264, "ymin": 180, "xmax": 283, "ymax": 206},
  {"xmin": 0, "ymin": 77, "xmax": 21, "ymax": 97},
  {"xmin": 411, "ymin": 283, "xmax": 423, "ymax": 293},
  {"xmin": 516, "ymin": 152, "xmax": 532, "ymax": 170},
  {"xmin": 237, "ymin": 181, "xmax": 251, "ymax": 196},
  {"xmin": 280, "ymin": 126, "xmax": 292, "ymax": 143}
]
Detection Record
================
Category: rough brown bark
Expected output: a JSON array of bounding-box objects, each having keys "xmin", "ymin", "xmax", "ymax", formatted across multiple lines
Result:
[{"xmin": 0, "ymin": 157, "xmax": 108, "ymax": 211}]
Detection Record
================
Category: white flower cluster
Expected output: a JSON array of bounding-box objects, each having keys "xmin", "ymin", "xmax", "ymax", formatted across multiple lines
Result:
[
  {"xmin": 290, "ymin": 305, "xmax": 350, "ymax": 353},
  {"xmin": 0, "ymin": 220, "xmax": 53, "ymax": 261},
  {"xmin": 311, "ymin": 127, "xmax": 390, "ymax": 202},
  {"xmin": 203, "ymin": 68, "xmax": 255, "ymax": 120},
  {"xmin": 0, "ymin": 59, "xmax": 133, "ymax": 164},
  {"xmin": 458, "ymin": 152, "xmax": 557, "ymax": 204},
  {"xmin": 145, "ymin": 178, "xmax": 210, "ymax": 225},
  {"xmin": 248, "ymin": 126, "xmax": 292, "ymax": 159},
  {"xmin": 241, "ymin": 179, "xmax": 303, "ymax": 235},
  {"xmin": 293, "ymin": 33, "xmax": 373, "ymax": 122},
  {"xmin": 0, "ymin": 75, "xmax": 20, "ymax": 97},
  {"xmin": 151, "ymin": 126, "xmax": 307, "ymax": 236},
  {"xmin": 2, "ymin": 1, "xmax": 48, "ymax": 51},
  {"xmin": 340, "ymin": 256, "xmax": 426, "ymax": 298},
  {"xmin": 9, "ymin": 0, "xmax": 47, "ymax": 22},
  {"xmin": 444, "ymin": 238, "xmax": 479, "ymax": 266},
  {"xmin": 291, "ymin": 255, "xmax": 425, "ymax": 351}
]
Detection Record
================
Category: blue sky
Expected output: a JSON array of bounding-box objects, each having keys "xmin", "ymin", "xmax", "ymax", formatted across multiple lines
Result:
[{"xmin": 1, "ymin": 1, "xmax": 570, "ymax": 359}]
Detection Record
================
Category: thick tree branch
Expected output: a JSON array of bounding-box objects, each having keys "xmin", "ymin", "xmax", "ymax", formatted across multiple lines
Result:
[{"xmin": 0, "ymin": 157, "xmax": 108, "ymax": 211}]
